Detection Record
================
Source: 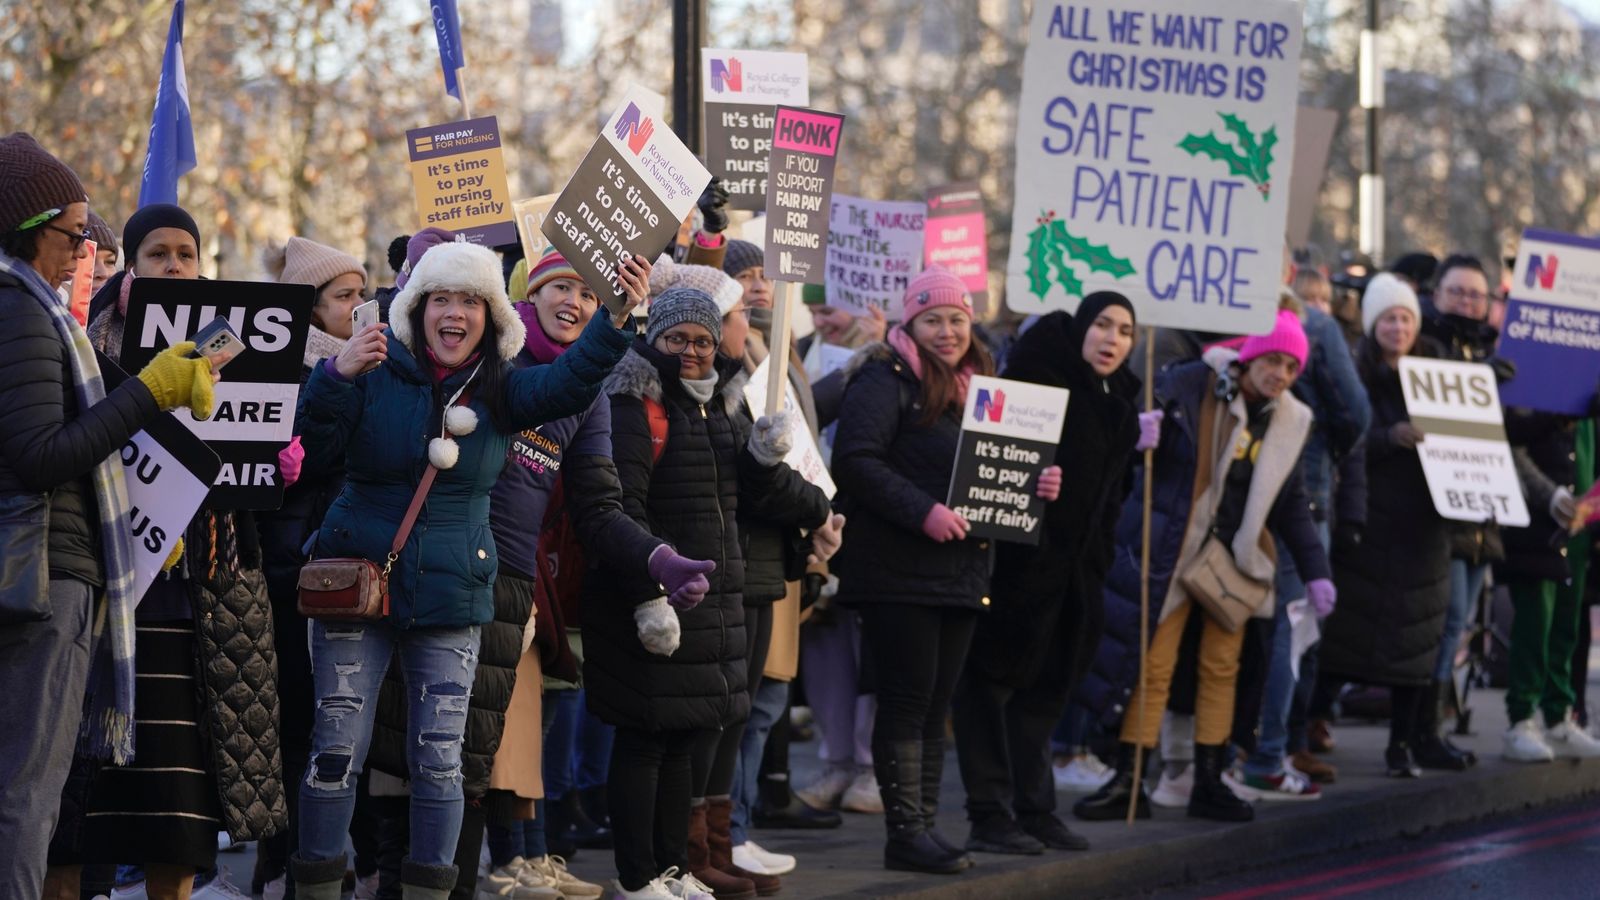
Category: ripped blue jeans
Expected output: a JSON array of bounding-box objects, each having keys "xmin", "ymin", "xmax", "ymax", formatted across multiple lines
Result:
[{"xmin": 298, "ymin": 619, "xmax": 481, "ymax": 866}]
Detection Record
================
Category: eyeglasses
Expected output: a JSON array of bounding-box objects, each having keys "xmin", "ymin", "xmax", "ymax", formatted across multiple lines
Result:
[
  {"xmin": 1443, "ymin": 285, "xmax": 1489, "ymax": 304},
  {"xmin": 659, "ymin": 333, "xmax": 717, "ymax": 357},
  {"xmin": 43, "ymin": 224, "xmax": 92, "ymax": 252}
]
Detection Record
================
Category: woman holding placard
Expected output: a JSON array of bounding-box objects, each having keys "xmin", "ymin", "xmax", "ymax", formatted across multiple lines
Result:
[{"xmin": 1318, "ymin": 274, "xmax": 1458, "ymax": 779}]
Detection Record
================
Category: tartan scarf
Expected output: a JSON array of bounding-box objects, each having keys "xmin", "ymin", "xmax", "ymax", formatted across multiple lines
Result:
[{"xmin": 0, "ymin": 250, "xmax": 140, "ymax": 764}]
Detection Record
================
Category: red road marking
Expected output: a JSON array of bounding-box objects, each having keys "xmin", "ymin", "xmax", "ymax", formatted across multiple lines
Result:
[
  {"xmin": 1204, "ymin": 807, "xmax": 1600, "ymax": 899},
  {"xmin": 1299, "ymin": 822, "xmax": 1600, "ymax": 898}
]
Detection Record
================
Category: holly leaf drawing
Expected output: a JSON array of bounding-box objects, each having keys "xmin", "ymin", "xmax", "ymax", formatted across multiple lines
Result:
[
  {"xmin": 1049, "ymin": 220, "xmax": 1137, "ymax": 279},
  {"xmin": 1041, "ymin": 236, "xmax": 1084, "ymax": 299},
  {"xmin": 1025, "ymin": 223, "xmax": 1052, "ymax": 299},
  {"xmin": 1180, "ymin": 112, "xmax": 1278, "ymax": 199},
  {"xmin": 1178, "ymin": 131, "xmax": 1254, "ymax": 178},
  {"xmin": 1221, "ymin": 113, "xmax": 1275, "ymax": 187}
]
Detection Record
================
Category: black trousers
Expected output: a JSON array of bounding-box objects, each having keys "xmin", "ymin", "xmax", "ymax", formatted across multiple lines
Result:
[
  {"xmin": 859, "ymin": 604, "xmax": 978, "ymax": 745},
  {"xmin": 951, "ymin": 666, "xmax": 1070, "ymax": 822},
  {"xmin": 609, "ymin": 727, "xmax": 707, "ymax": 890},
  {"xmin": 692, "ymin": 604, "xmax": 772, "ymax": 800}
]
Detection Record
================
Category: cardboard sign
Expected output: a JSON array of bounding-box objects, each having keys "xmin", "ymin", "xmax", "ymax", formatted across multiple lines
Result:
[
  {"xmin": 512, "ymin": 194, "xmax": 559, "ymax": 269},
  {"xmin": 1496, "ymin": 229, "xmax": 1600, "ymax": 416},
  {"xmin": 1006, "ymin": 0, "xmax": 1303, "ymax": 335},
  {"xmin": 946, "ymin": 375, "xmax": 1070, "ymax": 544},
  {"xmin": 1398, "ymin": 357, "xmax": 1530, "ymax": 528},
  {"xmin": 825, "ymin": 194, "xmax": 926, "ymax": 319},
  {"xmin": 744, "ymin": 356, "xmax": 836, "ymax": 499},
  {"xmin": 1286, "ymin": 107, "xmax": 1338, "ymax": 248},
  {"xmin": 924, "ymin": 183, "xmax": 990, "ymax": 308},
  {"xmin": 119, "ymin": 279, "xmax": 314, "ymax": 509},
  {"xmin": 702, "ymin": 48, "xmax": 811, "ymax": 211},
  {"xmin": 543, "ymin": 86, "xmax": 712, "ymax": 317},
  {"xmin": 96, "ymin": 351, "xmax": 222, "ymax": 603},
  {"xmin": 407, "ymin": 115, "xmax": 516, "ymax": 247},
  {"xmin": 763, "ymin": 106, "xmax": 846, "ymax": 284},
  {"xmin": 68, "ymin": 239, "xmax": 96, "ymax": 326}
]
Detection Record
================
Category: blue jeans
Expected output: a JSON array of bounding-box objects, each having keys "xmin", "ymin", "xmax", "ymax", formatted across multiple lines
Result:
[
  {"xmin": 577, "ymin": 696, "xmax": 615, "ymax": 793},
  {"xmin": 1244, "ymin": 538, "xmax": 1302, "ymax": 777},
  {"xmin": 730, "ymin": 679, "xmax": 788, "ymax": 845},
  {"xmin": 299, "ymin": 619, "xmax": 480, "ymax": 866},
  {"xmin": 1437, "ymin": 561, "xmax": 1488, "ymax": 682},
  {"xmin": 544, "ymin": 688, "xmax": 582, "ymax": 799}
]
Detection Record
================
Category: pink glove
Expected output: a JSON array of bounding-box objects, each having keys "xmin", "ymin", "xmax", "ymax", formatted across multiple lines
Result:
[
  {"xmin": 921, "ymin": 504, "xmax": 970, "ymax": 543},
  {"xmin": 278, "ymin": 436, "xmax": 304, "ymax": 488},
  {"xmin": 1136, "ymin": 410, "xmax": 1164, "ymax": 452},
  {"xmin": 648, "ymin": 546, "xmax": 717, "ymax": 611},
  {"xmin": 1037, "ymin": 465, "xmax": 1062, "ymax": 502},
  {"xmin": 1307, "ymin": 578, "xmax": 1337, "ymax": 618}
]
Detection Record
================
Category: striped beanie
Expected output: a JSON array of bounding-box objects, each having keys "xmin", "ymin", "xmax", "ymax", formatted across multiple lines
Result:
[{"xmin": 526, "ymin": 246, "xmax": 583, "ymax": 296}]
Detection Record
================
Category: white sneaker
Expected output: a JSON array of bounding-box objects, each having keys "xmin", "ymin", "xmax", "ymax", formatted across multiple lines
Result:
[
  {"xmin": 216, "ymin": 831, "xmax": 241, "ymax": 852},
  {"xmin": 795, "ymin": 764, "xmax": 853, "ymax": 810},
  {"xmin": 1504, "ymin": 718, "xmax": 1557, "ymax": 762},
  {"xmin": 261, "ymin": 875, "xmax": 287, "ymax": 900},
  {"xmin": 1546, "ymin": 714, "xmax": 1600, "ymax": 759},
  {"xmin": 841, "ymin": 770, "xmax": 884, "ymax": 813},
  {"xmin": 1220, "ymin": 767, "xmax": 1264, "ymax": 802},
  {"xmin": 479, "ymin": 857, "xmax": 561, "ymax": 900},
  {"xmin": 1053, "ymin": 753, "xmax": 1115, "ymax": 791},
  {"xmin": 190, "ymin": 871, "xmax": 251, "ymax": 900},
  {"xmin": 733, "ymin": 840, "xmax": 797, "ymax": 875},
  {"xmin": 531, "ymin": 854, "xmax": 604, "ymax": 899},
  {"xmin": 1149, "ymin": 764, "xmax": 1192, "ymax": 808},
  {"xmin": 657, "ymin": 867, "xmax": 715, "ymax": 900},
  {"xmin": 109, "ymin": 882, "xmax": 147, "ymax": 899},
  {"xmin": 607, "ymin": 877, "xmax": 675, "ymax": 899}
]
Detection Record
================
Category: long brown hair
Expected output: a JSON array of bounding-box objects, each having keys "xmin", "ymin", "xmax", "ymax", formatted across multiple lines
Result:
[{"xmin": 908, "ymin": 329, "xmax": 994, "ymax": 425}]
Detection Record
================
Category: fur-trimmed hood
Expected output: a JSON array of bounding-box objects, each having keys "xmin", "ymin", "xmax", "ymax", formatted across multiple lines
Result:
[
  {"xmin": 603, "ymin": 341, "xmax": 745, "ymax": 406},
  {"xmin": 388, "ymin": 241, "xmax": 524, "ymax": 361},
  {"xmin": 841, "ymin": 340, "xmax": 902, "ymax": 381}
]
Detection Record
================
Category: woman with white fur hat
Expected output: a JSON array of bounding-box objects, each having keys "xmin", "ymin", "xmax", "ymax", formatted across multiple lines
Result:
[{"xmin": 289, "ymin": 237, "xmax": 651, "ymax": 900}]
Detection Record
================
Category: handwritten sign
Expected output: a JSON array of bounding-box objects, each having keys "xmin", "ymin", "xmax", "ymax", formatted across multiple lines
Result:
[
  {"xmin": 825, "ymin": 194, "xmax": 925, "ymax": 319},
  {"xmin": 407, "ymin": 116, "xmax": 516, "ymax": 247},
  {"xmin": 1399, "ymin": 357, "xmax": 1530, "ymax": 528},
  {"xmin": 1006, "ymin": 1, "xmax": 1302, "ymax": 335},
  {"xmin": 703, "ymin": 49, "xmax": 810, "ymax": 211},
  {"xmin": 1497, "ymin": 229, "xmax": 1600, "ymax": 416},
  {"xmin": 946, "ymin": 375, "xmax": 1070, "ymax": 544},
  {"xmin": 763, "ymin": 106, "xmax": 846, "ymax": 284}
]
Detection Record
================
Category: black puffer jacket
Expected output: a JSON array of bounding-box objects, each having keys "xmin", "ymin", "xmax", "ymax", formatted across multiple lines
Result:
[
  {"xmin": 1320, "ymin": 342, "xmax": 1451, "ymax": 687},
  {"xmin": 968, "ymin": 311, "xmax": 1141, "ymax": 689},
  {"xmin": 1500, "ymin": 408, "xmax": 1576, "ymax": 584},
  {"xmin": 832, "ymin": 342, "xmax": 992, "ymax": 610},
  {"xmin": 0, "ymin": 268, "xmax": 160, "ymax": 586},
  {"xmin": 582, "ymin": 343, "xmax": 778, "ymax": 732}
]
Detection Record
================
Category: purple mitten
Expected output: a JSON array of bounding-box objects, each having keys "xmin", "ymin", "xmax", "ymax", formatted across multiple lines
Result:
[
  {"xmin": 1307, "ymin": 578, "xmax": 1337, "ymax": 618},
  {"xmin": 648, "ymin": 546, "xmax": 717, "ymax": 611}
]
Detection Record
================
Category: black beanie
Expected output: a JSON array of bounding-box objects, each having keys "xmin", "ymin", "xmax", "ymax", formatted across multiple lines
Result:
[
  {"xmin": 722, "ymin": 239, "xmax": 764, "ymax": 278},
  {"xmin": 122, "ymin": 203, "xmax": 201, "ymax": 260},
  {"xmin": 0, "ymin": 133, "xmax": 87, "ymax": 234}
]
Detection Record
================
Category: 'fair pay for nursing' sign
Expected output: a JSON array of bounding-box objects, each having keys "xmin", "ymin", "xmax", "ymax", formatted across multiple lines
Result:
[
  {"xmin": 1007, "ymin": 1, "xmax": 1302, "ymax": 335},
  {"xmin": 946, "ymin": 376, "xmax": 1070, "ymax": 545},
  {"xmin": 1496, "ymin": 228, "xmax": 1600, "ymax": 416},
  {"xmin": 1399, "ymin": 357, "xmax": 1530, "ymax": 528},
  {"xmin": 407, "ymin": 116, "xmax": 516, "ymax": 247}
]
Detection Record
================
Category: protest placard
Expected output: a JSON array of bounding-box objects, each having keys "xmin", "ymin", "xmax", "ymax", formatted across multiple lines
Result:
[
  {"xmin": 407, "ymin": 115, "xmax": 516, "ymax": 246},
  {"xmin": 96, "ymin": 351, "xmax": 222, "ymax": 602},
  {"xmin": 543, "ymin": 86, "xmax": 712, "ymax": 318},
  {"xmin": 512, "ymin": 194, "xmax": 558, "ymax": 268},
  {"xmin": 924, "ymin": 183, "xmax": 990, "ymax": 309},
  {"xmin": 744, "ymin": 356, "xmax": 836, "ymax": 499},
  {"xmin": 946, "ymin": 375, "xmax": 1070, "ymax": 544},
  {"xmin": 1399, "ymin": 357, "xmax": 1530, "ymax": 527},
  {"xmin": 1496, "ymin": 229, "xmax": 1600, "ymax": 416},
  {"xmin": 825, "ymin": 194, "xmax": 925, "ymax": 318},
  {"xmin": 1006, "ymin": 1, "xmax": 1302, "ymax": 335},
  {"xmin": 703, "ymin": 49, "xmax": 811, "ymax": 211},
  {"xmin": 763, "ymin": 106, "xmax": 845, "ymax": 284},
  {"xmin": 68, "ymin": 238, "xmax": 96, "ymax": 326},
  {"xmin": 120, "ymin": 279, "xmax": 314, "ymax": 509}
]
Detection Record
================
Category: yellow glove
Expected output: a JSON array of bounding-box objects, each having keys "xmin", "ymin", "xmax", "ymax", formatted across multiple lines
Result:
[
  {"xmin": 162, "ymin": 537, "xmax": 185, "ymax": 572},
  {"xmin": 136, "ymin": 342, "xmax": 216, "ymax": 419}
]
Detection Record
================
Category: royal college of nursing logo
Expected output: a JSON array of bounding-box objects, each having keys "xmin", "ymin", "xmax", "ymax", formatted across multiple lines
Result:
[
  {"xmin": 613, "ymin": 103, "xmax": 653, "ymax": 155},
  {"xmin": 709, "ymin": 57, "xmax": 742, "ymax": 94}
]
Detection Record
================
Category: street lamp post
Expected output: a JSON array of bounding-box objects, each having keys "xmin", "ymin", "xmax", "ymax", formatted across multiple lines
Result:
[
  {"xmin": 672, "ymin": 0, "xmax": 707, "ymax": 155},
  {"xmin": 1359, "ymin": 0, "xmax": 1384, "ymax": 265}
]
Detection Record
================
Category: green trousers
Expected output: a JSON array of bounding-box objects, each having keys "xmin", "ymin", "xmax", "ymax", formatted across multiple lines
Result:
[{"xmin": 1506, "ymin": 578, "xmax": 1583, "ymax": 725}]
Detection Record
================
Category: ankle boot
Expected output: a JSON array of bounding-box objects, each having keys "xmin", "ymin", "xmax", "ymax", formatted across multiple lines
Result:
[
  {"xmin": 1072, "ymin": 742, "xmax": 1151, "ymax": 822},
  {"xmin": 920, "ymin": 740, "xmax": 974, "ymax": 869},
  {"xmin": 1385, "ymin": 742, "xmax": 1423, "ymax": 778},
  {"xmin": 1412, "ymin": 680, "xmax": 1475, "ymax": 770},
  {"xmin": 878, "ymin": 740, "xmax": 964, "ymax": 875},
  {"xmin": 544, "ymin": 792, "xmax": 579, "ymax": 859},
  {"xmin": 708, "ymin": 797, "xmax": 780, "ymax": 896},
  {"xmin": 688, "ymin": 802, "xmax": 757, "ymax": 899},
  {"xmin": 399, "ymin": 858, "xmax": 457, "ymax": 900},
  {"xmin": 567, "ymin": 787, "xmax": 613, "ymax": 848},
  {"xmin": 1186, "ymin": 744, "xmax": 1253, "ymax": 822},
  {"xmin": 290, "ymin": 853, "xmax": 347, "ymax": 900},
  {"xmin": 755, "ymin": 774, "xmax": 843, "ymax": 829},
  {"xmin": 580, "ymin": 783, "xmax": 612, "ymax": 829}
]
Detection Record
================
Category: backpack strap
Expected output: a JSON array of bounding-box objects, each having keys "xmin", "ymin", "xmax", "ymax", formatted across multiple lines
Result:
[{"xmin": 642, "ymin": 395, "xmax": 669, "ymax": 465}]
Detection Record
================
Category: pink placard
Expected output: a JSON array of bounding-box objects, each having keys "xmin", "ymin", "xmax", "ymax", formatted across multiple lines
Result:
[
  {"xmin": 772, "ymin": 108, "xmax": 842, "ymax": 156},
  {"xmin": 924, "ymin": 211, "xmax": 988, "ymax": 295}
]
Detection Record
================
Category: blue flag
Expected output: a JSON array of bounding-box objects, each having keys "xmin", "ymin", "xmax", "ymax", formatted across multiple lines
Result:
[
  {"xmin": 432, "ymin": 0, "xmax": 466, "ymax": 100},
  {"xmin": 138, "ymin": 0, "xmax": 196, "ymax": 208}
]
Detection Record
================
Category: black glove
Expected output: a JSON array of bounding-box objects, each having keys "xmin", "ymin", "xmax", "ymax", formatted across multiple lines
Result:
[
  {"xmin": 800, "ymin": 571, "xmax": 827, "ymax": 612},
  {"xmin": 1333, "ymin": 522, "xmax": 1363, "ymax": 557},
  {"xmin": 1487, "ymin": 356, "xmax": 1517, "ymax": 384},
  {"xmin": 697, "ymin": 176, "xmax": 730, "ymax": 235}
]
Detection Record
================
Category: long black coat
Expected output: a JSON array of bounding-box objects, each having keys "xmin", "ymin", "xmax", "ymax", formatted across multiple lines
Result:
[
  {"xmin": 1321, "ymin": 344, "xmax": 1451, "ymax": 688},
  {"xmin": 968, "ymin": 312, "xmax": 1140, "ymax": 689},
  {"xmin": 832, "ymin": 343, "xmax": 992, "ymax": 610},
  {"xmin": 1499, "ymin": 408, "xmax": 1576, "ymax": 584}
]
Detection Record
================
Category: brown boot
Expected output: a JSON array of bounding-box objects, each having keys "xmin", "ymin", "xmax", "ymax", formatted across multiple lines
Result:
[
  {"xmin": 688, "ymin": 802, "xmax": 757, "ymax": 899},
  {"xmin": 42, "ymin": 866, "xmax": 81, "ymax": 900},
  {"xmin": 708, "ymin": 796, "xmax": 781, "ymax": 895},
  {"xmin": 1290, "ymin": 750, "xmax": 1338, "ymax": 784}
]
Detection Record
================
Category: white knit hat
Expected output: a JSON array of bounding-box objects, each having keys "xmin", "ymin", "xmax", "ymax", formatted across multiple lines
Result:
[
  {"xmin": 388, "ymin": 241, "xmax": 525, "ymax": 361},
  {"xmin": 1362, "ymin": 272, "xmax": 1421, "ymax": 336},
  {"xmin": 648, "ymin": 254, "xmax": 744, "ymax": 317}
]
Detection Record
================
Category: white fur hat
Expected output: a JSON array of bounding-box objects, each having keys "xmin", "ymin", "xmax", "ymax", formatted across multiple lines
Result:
[{"xmin": 388, "ymin": 241, "xmax": 525, "ymax": 361}]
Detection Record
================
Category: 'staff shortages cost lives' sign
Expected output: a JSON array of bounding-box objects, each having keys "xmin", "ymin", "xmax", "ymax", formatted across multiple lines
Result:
[
  {"xmin": 1399, "ymin": 357, "xmax": 1530, "ymax": 528},
  {"xmin": 947, "ymin": 375, "xmax": 1070, "ymax": 545}
]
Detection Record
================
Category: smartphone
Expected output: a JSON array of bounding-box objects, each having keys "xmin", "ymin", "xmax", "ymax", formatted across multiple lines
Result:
[
  {"xmin": 188, "ymin": 316, "xmax": 245, "ymax": 370},
  {"xmin": 352, "ymin": 299, "xmax": 379, "ymax": 333}
]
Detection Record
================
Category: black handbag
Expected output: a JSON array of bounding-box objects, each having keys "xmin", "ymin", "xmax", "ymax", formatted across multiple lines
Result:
[{"xmin": 0, "ymin": 492, "xmax": 52, "ymax": 624}]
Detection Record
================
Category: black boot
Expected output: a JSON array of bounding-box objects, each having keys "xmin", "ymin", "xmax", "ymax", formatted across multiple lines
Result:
[
  {"xmin": 1412, "ymin": 681, "xmax": 1476, "ymax": 770},
  {"xmin": 1187, "ymin": 744, "xmax": 1253, "ymax": 822},
  {"xmin": 566, "ymin": 788, "xmax": 612, "ymax": 849},
  {"xmin": 543, "ymin": 793, "xmax": 579, "ymax": 859},
  {"xmin": 579, "ymin": 784, "xmax": 612, "ymax": 829},
  {"xmin": 1072, "ymin": 742, "xmax": 1151, "ymax": 822},
  {"xmin": 921, "ymin": 740, "xmax": 975, "ymax": 868},
  {"xmin": 754, "ymin": 774, "xmax": 842, "ymax": 829},
  {"xmin": 878, "ymin": 740, "xmax": 964, "ymax": 875}
]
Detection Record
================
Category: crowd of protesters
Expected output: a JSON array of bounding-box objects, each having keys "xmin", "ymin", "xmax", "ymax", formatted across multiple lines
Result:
[{"xmin": 3, "ymin": 129, "xmax": 1600, "ymax": 900}]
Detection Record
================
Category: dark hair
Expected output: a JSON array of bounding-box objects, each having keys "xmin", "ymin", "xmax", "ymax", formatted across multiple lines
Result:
[
  {"xmin": 405, "ymin": 293, "xmax": 514, "ymax": 433},
  {"xmin": 907, "ymin": 328, "xmax": 995, "ymax": 426},
  {"xmin": 1432, "ymin": 253, "xmax": 1488, "ymax": 291},
  {"xmin": 0, "ymin": 227, "xmax": 42, "ymax": 262},
  {"xmin": 387, "ymin": 235, "xmax": 411, "ymax": 275}
]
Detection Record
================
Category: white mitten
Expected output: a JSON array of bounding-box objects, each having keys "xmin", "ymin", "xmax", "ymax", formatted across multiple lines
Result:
[
  {"xmin": 748, "ymin": 410, "xmax": 794, "ymax": 466},
  {"xmin": 634, "ymin": 597, "xmax": 681, "ymax": 657}
]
